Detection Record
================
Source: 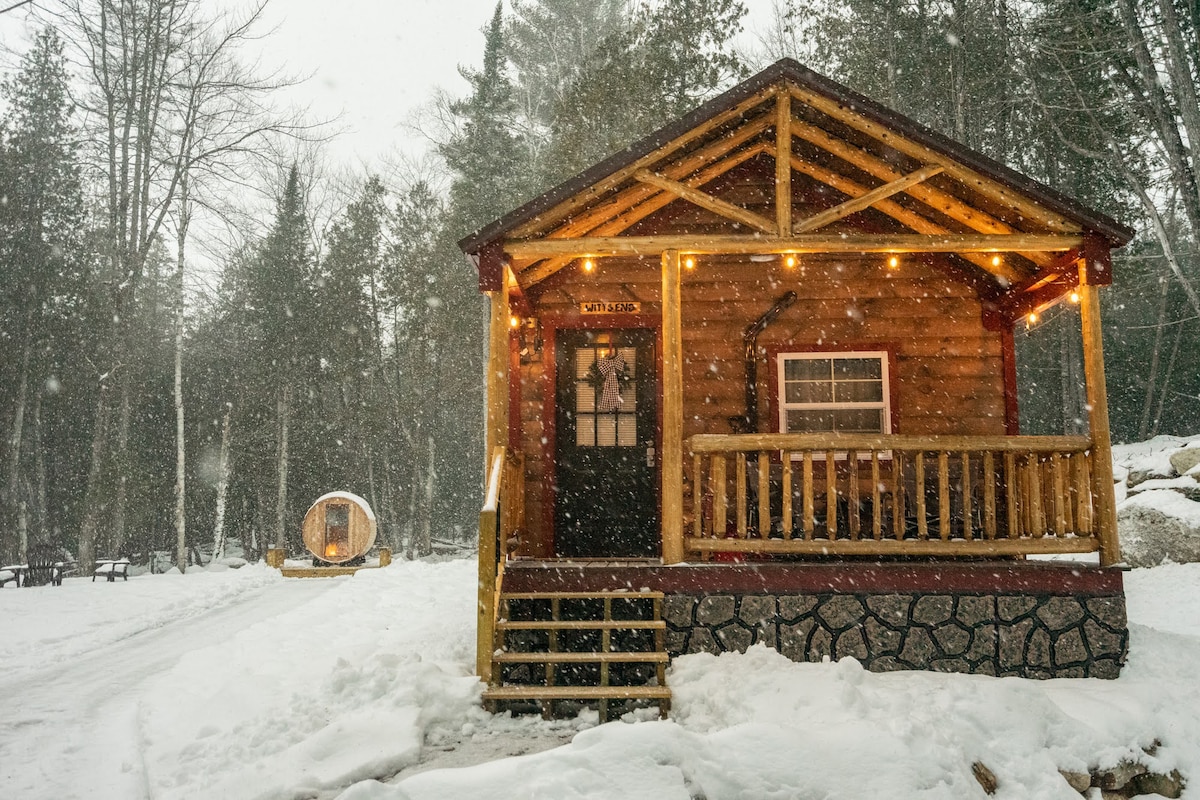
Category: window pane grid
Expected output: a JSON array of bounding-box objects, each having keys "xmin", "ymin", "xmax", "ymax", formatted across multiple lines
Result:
[
  {"xmin": 574, "ymin": 344, "xmax": 638, "ymax": 448},
  {"xmin": 778, "ymin": 351, "xmax": 889, "ymax": 436}
]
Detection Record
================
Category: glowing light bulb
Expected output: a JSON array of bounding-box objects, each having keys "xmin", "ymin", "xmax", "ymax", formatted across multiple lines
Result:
[
  {"xmin": 785, "ymin": 254, "xmax": 797, "ymax": 268},
  {"xmin": 1028, "ymin": 311, "xmax": 1038, "ymax": 324},
  {"xmin": 684, "ymin": 256, "xmax": 696, "ymax": 270},
  {"xmin": 509, "ymin": 315, "xmax": 521, "ymax": 328},
  {"xmin": 887, "ymin": 256, "xmax": 899, "ymax": 270},
  {"xmin": 582, "ymin": 257, "xmax": 595, "ymax": 273},
  {"xmin": 991, "ymin": 255, "xmax": 1002, "ymax": 268},
  {"xmin": 1069, "ymin": 291, "xmax": 1080, "ymax": 303}
]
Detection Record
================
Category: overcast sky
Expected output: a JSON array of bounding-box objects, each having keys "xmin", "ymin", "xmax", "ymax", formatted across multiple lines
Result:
[{"xmin": 1, "ymin": 0, "xmax": 778, "ymax": 169}]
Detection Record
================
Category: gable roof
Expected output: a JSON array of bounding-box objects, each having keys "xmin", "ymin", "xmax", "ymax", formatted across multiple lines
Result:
[{"xmin": 460, "ymin": 58, "xmax": 1134, "ymax": 295}]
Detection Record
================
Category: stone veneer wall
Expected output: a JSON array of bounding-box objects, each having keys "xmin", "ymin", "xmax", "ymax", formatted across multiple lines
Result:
[{"xmin": 662, "ymin": 592, "xmax": 1128, "ymax": 678}]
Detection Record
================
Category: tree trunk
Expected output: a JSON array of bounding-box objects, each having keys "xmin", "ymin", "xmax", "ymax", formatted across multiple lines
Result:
[
  {"xmin": 112, "ymin": 376, "xmax": 131, "ymax": 556},
  {"xmin": 1138, "ymin": 272, "xmax": 1171, "ymax": 440},
  {"xmin": 418, "ymin": 434, "xmax": 435, "ymax": 557},
  {"xmin": 174, "ymin": 174, "xmax": 190, "ymax": 574},
  {"xmin": 32, "ymin": 392, "xmax": 47, "ymax": 544},
  {"xmin": 77, "ymin": 386, "xmax": 110, "ymax": 567},
  {"xmin": 274, "ymin": 384, "xmax": 291, "ymax": 550},
  {"xmin": 1116, "ymin": 0, "xmax": 1200, "ymax": 235},
  {"xmin": 17, "ymin": 499, "xmax": 28, "ymax": 563},
  {"xmin": 211, "ymin": 403, "xmax": 232, "ymax": 561},
  {"xmin": 1151, "ymin": 322, "xmax": 1186, "ymax": 438},
  {"xmin": 5, "ymin": 320, "xmax": 32, "ymax": 562}
]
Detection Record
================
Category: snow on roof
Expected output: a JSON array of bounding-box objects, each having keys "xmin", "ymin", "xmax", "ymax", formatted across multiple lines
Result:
[{"xmin": 308, "ymin": 490, "xmax": 376, "ymax": 522}]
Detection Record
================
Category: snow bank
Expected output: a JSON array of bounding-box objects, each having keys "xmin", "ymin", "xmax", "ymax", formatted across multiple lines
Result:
[
  {"xmin": 335, "ymin": 564, "xmax": 1200, "ymax": 800},
  {"xmin": 137, "ymin": 559, "xmax": 482, "ymax": 800},
  {"xmin": 1114, "ymin": 434, "xmax": 1200, "ymax": 566}
]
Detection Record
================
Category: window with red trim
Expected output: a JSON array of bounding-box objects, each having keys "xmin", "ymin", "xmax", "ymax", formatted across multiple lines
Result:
[{"xmin": 775, "ymin": 351, "xmax": 892, "ymax": 435}]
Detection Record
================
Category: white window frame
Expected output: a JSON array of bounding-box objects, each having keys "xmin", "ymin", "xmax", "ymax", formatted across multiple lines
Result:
[{"xmin": 775, "ymin": 350, "xmax": 892, "ymax": 442}]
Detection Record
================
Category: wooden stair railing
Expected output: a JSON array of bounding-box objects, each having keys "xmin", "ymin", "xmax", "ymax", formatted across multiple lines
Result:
[
  {"xmin": 483, "ymin": 590, "xmax": 671, "ymax": 722},
  {"xmin": 477, "ymin": 447, "xmax": 525, "ymax": 685}
]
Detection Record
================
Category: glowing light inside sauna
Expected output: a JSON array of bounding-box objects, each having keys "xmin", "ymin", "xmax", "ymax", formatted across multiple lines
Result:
[
  {"xmin": 1069, "ymin": 290, "xmax": 1081, "ymax": 303},
  {"xmin": 684, "ymin": 256, "xmax": 696, "ymax": 270},
  {"xmin": 887, "ymin": 255, "xmax": 899, "ymax": 270},
  {"xmin": 582, "ymin": 257, "xmax": 595, "ymax": 273}
]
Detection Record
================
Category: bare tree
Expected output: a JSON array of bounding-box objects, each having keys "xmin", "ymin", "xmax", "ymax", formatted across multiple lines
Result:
[{"xmin": 44, "ymin": 0, "xmax": 310, "ymax": 569}]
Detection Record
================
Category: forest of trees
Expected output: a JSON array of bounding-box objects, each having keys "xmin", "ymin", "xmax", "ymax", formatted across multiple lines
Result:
[{"xmin": 0, "ymin": 0, "xmax": 1196, "ymax": 566}]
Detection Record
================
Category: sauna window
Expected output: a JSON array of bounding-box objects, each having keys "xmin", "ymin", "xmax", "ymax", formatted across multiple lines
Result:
[
  {"xmin": 776, "ymin": 351, "xmax": 890, "ymax": 436},
  {"xmin": 575, "ymin": 345, "xmax": 638, "ymax": 447},
  {"xmin": 324, "ymin": 503, "xmax": 350, "ymax": 559}
]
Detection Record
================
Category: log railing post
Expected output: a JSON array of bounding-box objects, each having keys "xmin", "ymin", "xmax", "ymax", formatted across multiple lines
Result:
[
  {"xmin": 1079, "ymin": 264, "xmax": 1121, "ymax": 565},
  {"xmin": 661, "ymin": 249, "xmax": 685, "ymax": 563},
  {"xmin": 484, "ymin": 275, "xmax": 511, "ymax": 478},
  {"xmin": 477, "ymin": 447, "xmax": 505, "ymax": 683}
]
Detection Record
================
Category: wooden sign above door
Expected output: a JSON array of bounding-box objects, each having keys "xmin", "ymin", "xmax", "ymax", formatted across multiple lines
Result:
[{"xmin": 580, "ymin": 301, "xmax": 641, "ymax": 314}]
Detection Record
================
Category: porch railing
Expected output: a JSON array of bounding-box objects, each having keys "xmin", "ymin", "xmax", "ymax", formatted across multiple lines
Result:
[
  {"xmin": 688, "ymin": 433, "xmax": 1103, "ymax": 558},
  {"xmin": 477, "ymin": 446, "xmax": 525, "ymax": 682}
]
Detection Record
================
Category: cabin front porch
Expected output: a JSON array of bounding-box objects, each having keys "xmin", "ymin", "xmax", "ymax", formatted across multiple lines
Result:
[
  {"xmin": 477, "ymin": 435, "xmax": 1128, "ymax": 719},
  {"xmin": 464, "ymin": 61, "xmax": 1135, "ymax": 714}
]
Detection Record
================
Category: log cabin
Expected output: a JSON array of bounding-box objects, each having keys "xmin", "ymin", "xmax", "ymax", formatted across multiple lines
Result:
[{"xmin": 460, "ymin": 59, "xmax": 1134, "ymax": 719}]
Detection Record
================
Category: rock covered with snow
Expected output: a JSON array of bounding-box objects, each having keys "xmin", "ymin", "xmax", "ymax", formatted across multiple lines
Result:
[{"xmin": 1115, "ymin": 435, "xmax": 1200, "ymax": 567}]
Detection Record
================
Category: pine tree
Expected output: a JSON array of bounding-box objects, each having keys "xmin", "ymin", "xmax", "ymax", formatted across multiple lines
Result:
[
  {"xmin": 0, "ymin": 28, "xmax": 88, "ymax": 561},
  {"xmin": 246, "ymin": 165, "xmax": 315, "ymax": 551},
  {"xmin": 440, "ymin": 2, "xmax": 527, "ymax": 237}
]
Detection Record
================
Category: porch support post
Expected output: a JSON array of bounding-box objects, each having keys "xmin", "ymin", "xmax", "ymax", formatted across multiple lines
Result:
[
  {"xmin": 484, "ymin": 274, "xmax": 511, "ymax": 477},
  {"xmin": 1078, "ymin": 263, "xmax": 1120, "ymax": 565},
  {"xmin": 662, "ymin": 249, "xmax": 685, "ymax": 564},
  {"xmin": 479, "ymin": 272, "xmax": 510, "ymax": 682}
]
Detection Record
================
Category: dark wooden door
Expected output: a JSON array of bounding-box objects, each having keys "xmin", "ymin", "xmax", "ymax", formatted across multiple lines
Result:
[{"xmin": 554, "ymin": 328, "xmax": 659, "ymax": 557}]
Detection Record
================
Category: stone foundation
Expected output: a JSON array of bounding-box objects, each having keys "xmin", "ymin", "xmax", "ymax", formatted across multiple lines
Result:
[
  {"xmin": 501, "ymin": 560, "xmax": 1130, "ymax": 679},
  {"xmin": 663, "ymin": 591, "xmax": 1128, "ymax": 678}
]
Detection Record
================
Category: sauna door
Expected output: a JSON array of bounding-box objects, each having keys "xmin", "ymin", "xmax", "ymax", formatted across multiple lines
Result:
[{"xmin": 554, "ymin": 328, "xmax": 659, "ymax": 557}]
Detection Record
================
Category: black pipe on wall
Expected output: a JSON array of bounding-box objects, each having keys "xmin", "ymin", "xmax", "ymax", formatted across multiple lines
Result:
[{"xmin": 730, "ymin": 290, "xmax": 797, "ymax": 434}]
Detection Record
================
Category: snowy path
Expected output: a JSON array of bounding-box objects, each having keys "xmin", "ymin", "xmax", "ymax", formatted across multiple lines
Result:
[{"xmin": 0, "ymin": 575, "xmax": 334, "ymax": 799}]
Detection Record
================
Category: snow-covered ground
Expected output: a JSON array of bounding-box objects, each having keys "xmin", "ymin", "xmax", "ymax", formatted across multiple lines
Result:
[{"xmin": 1, "ymin": 552, "xmax": 1199, "ymax": 799}]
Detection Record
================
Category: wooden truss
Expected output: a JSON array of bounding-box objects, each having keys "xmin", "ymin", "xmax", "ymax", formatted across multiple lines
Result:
[{"xmin": 500, "ymin": 83, "xmax": 1092, "ymax": 318}]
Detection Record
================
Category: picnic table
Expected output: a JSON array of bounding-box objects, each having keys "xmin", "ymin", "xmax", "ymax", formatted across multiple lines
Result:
[
  {"xmin": 0, "ymin": 559, "xmax": 71, "ymax": 587},
  {"xmin": 93, "ymin": 559, "xmax": 131, "ymax": 582}
]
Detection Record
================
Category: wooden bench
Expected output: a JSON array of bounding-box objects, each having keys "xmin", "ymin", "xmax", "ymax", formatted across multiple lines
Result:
[
  {"xmin": 0, "ymin": 566, "xmax": 21, "ymax": 588},
  {"xmin": 93, "ymin": 559, "xmax": 131, "ymax": 582}
]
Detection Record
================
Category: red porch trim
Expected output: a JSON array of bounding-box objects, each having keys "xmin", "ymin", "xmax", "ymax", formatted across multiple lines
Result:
[{"xmin": 502, "ymin": 560, "xmax": 1124, "ymax": 596}]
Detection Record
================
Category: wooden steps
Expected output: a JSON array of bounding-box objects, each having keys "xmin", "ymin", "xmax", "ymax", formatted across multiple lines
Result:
[
  {"xmin": 496, "ymin": 619, "xmax": 665, "ymax": 631},
  {"xmin": 493, "ymin": 651, "xmax": 669, "ymax": 664},
  {"xmin": 485, "ymin": 589, "xmax": 671, "ymax": 721},
  {"xmin": 483, "ymin": 685, "xmax": 672, "ymax": 701}
]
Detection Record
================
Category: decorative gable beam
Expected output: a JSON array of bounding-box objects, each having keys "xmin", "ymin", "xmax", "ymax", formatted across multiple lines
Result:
[
  {"xmin": 506, "ymin": 232, "xmax": 1083, "ymax": 260},
  {"xmin": 775, "ymin": 90, "xmax": 792, "ymax": 234},
  {"xmin": 790, "ymin": 118, "xmax": 1057, "ymax": 269},
  {"xmin": 508, "ymin": 86, "xmax": 779, "ymax": 239},
  {"xmin": 788, "ymin": 155, "xmax": 1027, "ymax": 283},
  {"xmin": 789, "ymin": 85, "xmax": 1081, "ymax": 234},
  {"xmin": 792, "ymin": 164, "xmax": 944, "ymax": 234},
  {"xmin": 516, "ymin": 144, "xmax": 771, "ymax": 287},
  {"xmin": 634, "ymin": 169, "xmax": 777, "ymax": 234},
  {"xmin": 532, "ymin": 117, "xmax": 773, "ymax": 243}
]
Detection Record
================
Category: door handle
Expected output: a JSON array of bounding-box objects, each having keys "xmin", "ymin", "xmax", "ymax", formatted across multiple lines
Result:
[{"xmin": 646, "ymin": 446, "xmax": 656, "ymax": 467}]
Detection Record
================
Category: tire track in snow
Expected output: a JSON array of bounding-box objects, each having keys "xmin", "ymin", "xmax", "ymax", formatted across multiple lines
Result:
[{"xmin": 0, "ymin": 578, "xmax": 338, "ymax": 800}]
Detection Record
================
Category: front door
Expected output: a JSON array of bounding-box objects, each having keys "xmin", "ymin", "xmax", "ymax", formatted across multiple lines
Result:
[{"xmin": 554, "ymin": 328, "xmax": 659, "ymax": 557}]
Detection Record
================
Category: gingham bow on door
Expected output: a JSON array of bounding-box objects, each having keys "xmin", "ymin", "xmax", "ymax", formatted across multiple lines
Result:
[{"xmin": 595, "ymin": 353, "xmax": 626, "ymax": 413}]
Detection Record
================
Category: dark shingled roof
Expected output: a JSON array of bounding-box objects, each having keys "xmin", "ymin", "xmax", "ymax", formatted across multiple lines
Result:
[{"xmin": 459, "ymin": 58, "xmax": 1134, "ymax": 256}]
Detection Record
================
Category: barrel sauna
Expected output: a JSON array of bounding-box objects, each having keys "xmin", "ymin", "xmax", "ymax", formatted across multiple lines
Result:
[{"xmin": 301, "ymin": 492, "xmax": 377, "ymax": 566}]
